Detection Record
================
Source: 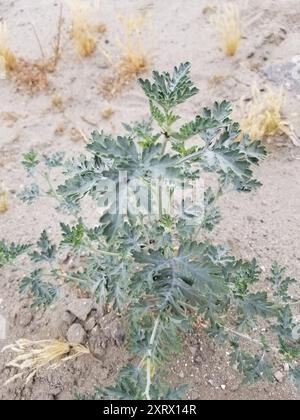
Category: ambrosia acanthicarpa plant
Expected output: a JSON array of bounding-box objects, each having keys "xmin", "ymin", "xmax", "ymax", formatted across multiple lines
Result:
[{"xmin": 1, "ymin": 63, "xmax": 300, "ymax": 399}]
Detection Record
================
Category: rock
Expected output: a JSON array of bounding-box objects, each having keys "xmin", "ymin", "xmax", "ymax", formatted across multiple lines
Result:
[
  {"xmin": 274, "ymin": 371, "xmax": 284, "ymax": 383},
  {"xmin": 263, "ymin": 61, "xmax": 300, "ymax": 94},
  {"xmin": 50, "ymin": 387, "xmax": 63, "ymax": 397},
  {"xmin": 188, "ymin": 345, "xmax": 198, "ymax": 358},
  {"xmin": 67, "ymin": 299, "xmax": 94, "ymax": 322},
  {"xmin": 85, "ymin": 316, "xmax": 97, "ymax": 332},
  {"xmin": 88, "ymin": 336, "xmax": 106, "ymax": 360},
  {"xmin": 62, "ymin": 311, "xmax": 76, "ymax": 325},
  {"xmin": 67, "ymin": 323, "xmax": 86, "ymax": 345},
  {"xmin": 19, "ymin": 311, "xmax": 33, "ymax": 327},
  {"xmin": 221, "ymin": 384, "xmax": 226, "ymax": 391},
  {"xmin": 48, "ymin": 309, "xmax": 75, "ymax": 338},
  {"xmin": 98, "ymin": 312, "xmax": 125, "ymax": 346}
]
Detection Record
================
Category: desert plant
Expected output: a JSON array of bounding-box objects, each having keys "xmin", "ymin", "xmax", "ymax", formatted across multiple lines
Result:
[
  {"xmin": 101, "ymin": 14, "xmax": 149, "ymax": 98},
  {"xmin": 1, "ymin": 63, "xmax": 300, "ymax": 399},
  {"xmin": 66, "ymin": 0, "xmax": 101, "ymax": 57},
  {"xmin": 239, "ymin": 85, "xmax": 300, "ymax": 145},
  {"xmin": 116, "ymin": 15, "xmax": 148, "ymax": 81},
  {"xmin": 0, "ymin": 22, "xmax": 17, "ymax": 74},
  {"xmin": 0, "ymin": 12, "xmax": 63, "ymax": 90},
  {"xmin": 211, "ymin": 2, "xmax": 241, "ymax": 56}
]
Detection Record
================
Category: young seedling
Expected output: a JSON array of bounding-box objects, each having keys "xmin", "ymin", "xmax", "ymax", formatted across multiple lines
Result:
[
  {"xmin": 2, "ymin": 339, "xmax": 89, "ymax": 385},
  {"xmin": 211, "ymin": 2, "xmax": 241, "ymax": 56},
  {"xmin": 239, "ymin": 85, "xmax": 299, "ymax": 145},
  {"xmin": 66, "ymin": 0, "xmax": 99, "ymax": 58},
  {"xmin": 1, "ymin": 63, "xmax": 300, "ymax": 399}
]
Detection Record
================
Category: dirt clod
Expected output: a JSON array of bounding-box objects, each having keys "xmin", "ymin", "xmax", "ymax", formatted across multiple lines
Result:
[
  {"xmin": 18, "ymin": 311, "xmax": 33, "ymax": 328},
  {"xmin": 274, "ymin": 371, "xmax": 284, "ymax": 383},
  {"xmin": 67, "ymin": 299, "xmax": 94, "ymax": 322},
  {"xmin": 66, "ymin": 323, "xmax": 86, "ymax": 345}
]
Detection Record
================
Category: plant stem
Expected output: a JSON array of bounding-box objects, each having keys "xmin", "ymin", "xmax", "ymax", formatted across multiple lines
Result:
[
  {"xmin": 37, "ymin": 170, "xmax": 61, "ymax": 202},
  {"xmin": 176, "ymin": 150, "xmax": 203, "ymax": 166},
  {"xmin": 82, "ymin": 239, "xmax": 119, "ymax": 258},
  {"xmin": 162, "ymin": 134, "xmax": 169, "ymax": 155},
  {"xmin": 144, "ymin": 316, "xmax": 160, "ymax": 400},
  {"xmin": 224, "ymin": 326, "xmax": 279, "ymax": 354}
]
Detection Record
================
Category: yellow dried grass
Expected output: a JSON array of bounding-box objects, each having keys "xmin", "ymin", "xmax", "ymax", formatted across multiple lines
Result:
[
  {"xmin": 66, "ymin": 0, "xmax": 99, "ymax": 57},
  {"xmin": 0, "ymin": 189, "xmax": 9, "ymax": 213},
  {"xmin": 0, "ymin": 22, "xmax": 17, "ymax": 74},
  {"xmin": 211, "ymin": 3, "xmax": 241, "ymax": 57},
  {"xmin": 2, "ymin": 338, "xmax": 90, "ymax": 385},
  {"xmin": 239, "ymin": 85, "xmax": 299, "ymax": 145},
  {"xmin": 101, "ymin": 14, "xmax": 149, "ymax": 98},
  {"xmin": 116, "ymin": 14, "xmax": 148, "ymax": 81}
]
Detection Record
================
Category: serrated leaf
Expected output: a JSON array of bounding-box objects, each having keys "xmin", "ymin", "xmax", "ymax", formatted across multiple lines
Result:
[
  {"xmin": 30, "ymin": 230, "xmax": 57, "ymax": 262},
  {"xmin": 290, "ymin": 365, "xmax": 300, "ymax": 391},
  {"xmin": 88, "ymin": 131, "xmax": 138, "ymax": 162},
  {"xmin": 238, "ymin": 292, "xmax": 277, "ymax": 324},
  {"xmin": 18, "ymin": 183, "xmax": 40, "ymax": 204},
  {"xmin": 43, "ymin": 152, "xmax": 65, "ymax": 168},
  {"xmin": 201, "ymin": 187, "xmax": 221, "ymax": 231},
  {"xmin": 139, "ymin": 62, "xmax": 199, "ymax": 111},
  {"xmin": 22, "ymin": 150, "xmax": 39, "ymax": 173},
  {"xmin": 60, "ymin": 220, "xmax": 85, "ymax": 248},
  {"xmin": 230, "ymin": 346, "xmax": 273, "ymax": 384},
  {"xmin": 20, "ymin": 269, "xmax": 58, "ymax": 307},
  {"xmin": 0, "ymin": 241, "xmax": 31, "ymax": 268},
  {"xmin": 267, "ymin": 262, "xmax": 296, "ymax": 301},
  {"xmin": 172, "ymin": 115, "xmax": 220, "ymax": 141}
]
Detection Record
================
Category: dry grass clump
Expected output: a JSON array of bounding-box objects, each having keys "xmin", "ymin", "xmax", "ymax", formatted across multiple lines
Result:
[
  {"xmin": 14, "ymin": 59, "xmax": 49, "ymax": 90},
  {"xmin": 2, "ymin": 339, "xmax": 90, "ymax": 385},
  {"xmin": 101, "ymin": 107, "xmax": 114, "ymax": 120},
  {"xmin": 0, "ymin": 22, "xmax": 17, "ymax": 74},
  {"xmin": 0, "ymin": 11, "xmax": 63, "ymax": 91},
  {"xmin": 208, "ymin": 74, "xmax": 228, "ymax": 88},
  {"xmin": 0, "ymin": 189, "xmax": 9, "ymax": 213},
  {"xmin": 66, "ymin": 0, "xmax": 104, "ymax": 57},
  {"xmin": 101, "ymin": 14, "xmax": 149, "ymax": 98},
  {"xmin": 211, "ymin": 2, "xmax": 241, "ymax": 56},
  {"xmin": 51, "ymin": 94, "xmax": 65, "ymax": 112},
  {"xmin": 239, "ymin": 85, "xmax": 300, "ymax": 145},
  {"xmin": 116, "ymin": 15, "xmax": 148, "ymax": 81}
]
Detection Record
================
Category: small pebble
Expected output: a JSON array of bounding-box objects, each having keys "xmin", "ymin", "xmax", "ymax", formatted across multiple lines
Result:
[{"xmin": 274, "ymin": 371, "xmax": 284, "ymax": 383}]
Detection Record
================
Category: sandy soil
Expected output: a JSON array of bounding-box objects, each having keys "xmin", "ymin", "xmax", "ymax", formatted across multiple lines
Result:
[{"xmin": 0, "ymin": 0, "xmax": 300, "ymax": 400}]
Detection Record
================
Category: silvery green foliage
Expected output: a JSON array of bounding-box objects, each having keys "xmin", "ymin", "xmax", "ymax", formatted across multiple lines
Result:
[{"xmin": 1, "ymin": 63, "xmax": 299, "ymax": 399}]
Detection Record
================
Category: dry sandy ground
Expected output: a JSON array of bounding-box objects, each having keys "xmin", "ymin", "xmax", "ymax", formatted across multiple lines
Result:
[{"xmin": 0, "ymin": 0, "xmax": 300, "ymax": 400}]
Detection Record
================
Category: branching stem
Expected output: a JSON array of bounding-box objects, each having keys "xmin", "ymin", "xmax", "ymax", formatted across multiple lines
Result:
[{"xmin": 144, "ymin": 316, "xmax": 160, "ymax": 400}]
